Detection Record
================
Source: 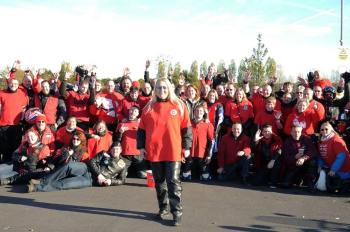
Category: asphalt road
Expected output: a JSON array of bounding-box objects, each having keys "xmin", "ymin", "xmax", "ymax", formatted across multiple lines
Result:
[{"xmin": 0, "ymin": 179, "xmax": 349, "ymax": 232}]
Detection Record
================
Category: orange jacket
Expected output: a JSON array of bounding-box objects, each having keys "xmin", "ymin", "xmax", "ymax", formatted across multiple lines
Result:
[
  {"xmin": 87, "ymin": 131, "xmax": 113, "ymax": 159},
  {"xmin": 138, "ymin": 100, "xmax": 192, "ymax": 162}
]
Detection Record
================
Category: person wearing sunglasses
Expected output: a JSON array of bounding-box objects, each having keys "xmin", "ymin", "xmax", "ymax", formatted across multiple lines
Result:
[
  {"xmin": 137, "ymin": 77, "xmax": 192, "ymax": 226},
  {"xmin": 317, "ymin": 122, "xmax": 350, "ymax": 193},
  {"xmin": 26, "ymin": 131, "xmax": 91, "ymax": 192}
]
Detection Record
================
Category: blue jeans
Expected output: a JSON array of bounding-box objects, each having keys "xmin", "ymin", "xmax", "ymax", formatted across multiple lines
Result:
[
  {"xmin": 0, "ymin": 163, "xmax": 17, "ymax": 179},
  {"xmin": 35, "ymin": 162, "xmax": 92, "ymax": 192}
]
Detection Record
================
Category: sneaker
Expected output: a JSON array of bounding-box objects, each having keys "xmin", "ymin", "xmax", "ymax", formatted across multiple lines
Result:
[
  {"xmin": 173, "ymin": 214, "xmax": 182, "ymax": 226},
  {"xmin": 181, "ymin": 172, "xmax": 191, "ymax": 181},
  {"xmin": 200, "ymin": 173, "xmax": 212, "ymax": 181}
]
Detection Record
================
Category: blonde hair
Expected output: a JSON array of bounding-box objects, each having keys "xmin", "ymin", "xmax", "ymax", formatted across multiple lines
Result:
[
  {"xmin": 144, "ymin": 78, "xmax": 185, "ymax": 116},
  {"xmin": 320, "ymin": 121, "xmax": 338, "ymax": 136},
  {"xmin": 234, "ymin": 88, "xmax": 247, "ymax": 103}
]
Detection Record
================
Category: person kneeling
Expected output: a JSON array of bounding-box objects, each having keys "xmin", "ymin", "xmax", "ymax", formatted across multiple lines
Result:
[
  {"xmin": 88, "ymin": 142, "xmax": 127, "ymax": 186},
  {"xmin": 217, "ymin": 122, "xmax": 252, "ymax": 184}
]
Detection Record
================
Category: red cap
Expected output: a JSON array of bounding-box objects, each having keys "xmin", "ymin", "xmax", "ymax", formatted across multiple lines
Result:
[
  {"xmin": 132, "ymin": 81, "xmax": 140, "ymax": 88},
  {"xmin": 35, "ymin": 114, "xmax": 47, "ymax": 123}
]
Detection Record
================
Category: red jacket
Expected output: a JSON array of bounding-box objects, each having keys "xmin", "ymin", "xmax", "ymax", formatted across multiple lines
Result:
[
  {"xmin": 218, "ymin": 95, "xmax": 231, "ymax": 107},
  {"xmin": 0, "ymin": 89, "xmax": 28, "ymax": 126},
  {"xmin": 87, "ymin": 131, "xmax": 113, "ymax": 159},
  {"xmin": 139, "ymin": 95, "xmax": 152, "ymax": 108},
  {"xmin": 55, "ymin": 127, "xmax": 84, "ymax": 148},
  {"xmin": 31, "ymin": 126, "xmax": 56, "ymax": 154},
  {"xmin": 17, "ymin": 143, "xmax": 51, "ymax": 161},
  {"xmin": 138, "ymin": 100, "xmax": 192, "ymax": 162},
  {"xmin": 191, "ymin": 120, "xmax": 214, "ymax": 158},
  {"xmin": 64, "ymin": 91, "xmax": 91, "ymax": 122},
  {"xmin": 318, "ymin": 134, "xmax": 350, "ymax": 172},
  {"xmin": 120, "ymin": 96, "xmax": 144, "ymax": 120},
  {"xmin": 284, "ymin": 110, "xmax": 320, "ymax": 136},
  {"xmin": 34, "ymin": 95, "xmax": 59, "ymax": 125},
  {"xmin": 207, "ymin": 101, "xmax": 222, "ymax": 127},
  {"xmin": 254, "ymin": 110, "xmax": 282, "ymax": 134},
  {"xmin": 89, "ymin": 91, "xmax": 124, "ymax": 124},
  {"xmin": 116, "ymin": 119, "xmax": 140, "ymax": 156},
  {"xmin": 225, "ymin": 99, "xmax": 254, "ymax": 124},
  {"xmin": 307, "ymin": 100, "xmax": 325, "ymax": 128},
  {"xmin": 252, "ymin": 94, "xmax": 281, "ymax": 115},
  {"xmin": 217, "ymin": 133, "xmax": 251, "ymax": 168}
]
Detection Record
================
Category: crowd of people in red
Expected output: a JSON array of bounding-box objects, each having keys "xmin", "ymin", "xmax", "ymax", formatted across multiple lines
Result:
[{"xmin": 0, "ymin": 60, "xmax": 350, "ymax": 196}]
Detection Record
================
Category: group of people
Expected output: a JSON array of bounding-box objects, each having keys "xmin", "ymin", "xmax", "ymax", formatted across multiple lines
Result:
[{"xmin": 0, "ymin": 60, "xmax": 350, "ymax": 226}]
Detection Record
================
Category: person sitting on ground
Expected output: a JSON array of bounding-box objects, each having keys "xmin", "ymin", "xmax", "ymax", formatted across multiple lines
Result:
[
  {"xmin": 88, "ymin": 142, "xmax": 127, "ymax": 186},
  {"xmin": 26, "ymin": 131, "xmax": 91, "ymax": 192},
  {"xmin": 55, "ymin": 116, "xmax": 84, "ymax": 149},
  {"xmin": 0, "ymin": 129, "xmax": 50, "ymax": 186},
  {"xmin": 88, "ymin": 120, "xmax": 113, "ymax": 159}
]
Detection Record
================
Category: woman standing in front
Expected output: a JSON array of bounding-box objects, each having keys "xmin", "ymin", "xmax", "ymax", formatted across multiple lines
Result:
[{"xmin": 137, "ymin": 78, "xmax": 192, "ymax": 226}]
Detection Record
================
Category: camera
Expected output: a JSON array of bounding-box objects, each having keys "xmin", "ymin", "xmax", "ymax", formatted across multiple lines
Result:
[
  {"xmin": 341, "ymin": 72, "xmax": 350, "ymax": 83},
  {"xmin": 75, "ymin": 65, "xmax": 89, "ymax": 79}
]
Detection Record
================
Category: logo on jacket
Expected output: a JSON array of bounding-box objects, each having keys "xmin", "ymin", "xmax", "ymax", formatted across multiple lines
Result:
[{"xmin": 170, "ymin": 109, "xmax": 177, "ymax": 116}]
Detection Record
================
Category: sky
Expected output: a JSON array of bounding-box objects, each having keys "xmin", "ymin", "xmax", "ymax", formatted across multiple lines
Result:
[{"xmin": 0, "ymin": 0, "xmax": 349, "ymax": 80}]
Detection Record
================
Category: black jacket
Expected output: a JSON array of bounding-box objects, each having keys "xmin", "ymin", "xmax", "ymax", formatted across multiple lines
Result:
[{"xmin": 88, "ymin": 152, "xmax": 127, "ymax": 185}]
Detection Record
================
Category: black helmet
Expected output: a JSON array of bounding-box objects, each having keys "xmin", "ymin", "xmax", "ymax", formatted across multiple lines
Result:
[{"xmin": 323, "ymin": 86, "xmax": 336, "ymax": 99}]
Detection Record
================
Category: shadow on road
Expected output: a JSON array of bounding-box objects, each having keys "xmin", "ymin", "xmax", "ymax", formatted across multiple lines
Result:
[
  {"xmin": 219, "ymin": 213, "xmax": 350, "ymax": 231},
  {"xmin": 254, "ymin": 213, "xmax": 350, "ymax": 231},
  {"xmin": 0, "ymin": 195, "xmax": 174, "ymax": 226}
]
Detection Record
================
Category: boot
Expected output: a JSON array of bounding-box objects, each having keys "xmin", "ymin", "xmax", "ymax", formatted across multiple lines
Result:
[
  {"xmin": 173, "ymin": 214, "xmax": 182, "ymax": 226},
  {"xmin": 156, "ymin": 208, "xmax": 170, "ymax": 220}
]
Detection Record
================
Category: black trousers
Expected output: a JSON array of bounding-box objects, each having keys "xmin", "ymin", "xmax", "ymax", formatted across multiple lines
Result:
[
  {"xmin": 222, "ymin": 156, "xmax": 251, "ymax": 180},
  {"xmin": 253, "ymin": 159, "xmax": 281, "ymax": 186},
  {"xmin": 283, "ymin": 159, "xmax": 317, "ymax": 187},
  {"xmin": 122, "ymin": 155, "xmax": 146, "ymax": 175},
  {"xmin": 0, "ymin": 125, "xmax": 23, "ymax": 163},
  {"xmin": 182, "ymin": 157, "xmax": 209, "ymax": 179},
  {"xmin": 150, "ymin": 161, "xmax": 182, "ymax": 216}
]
